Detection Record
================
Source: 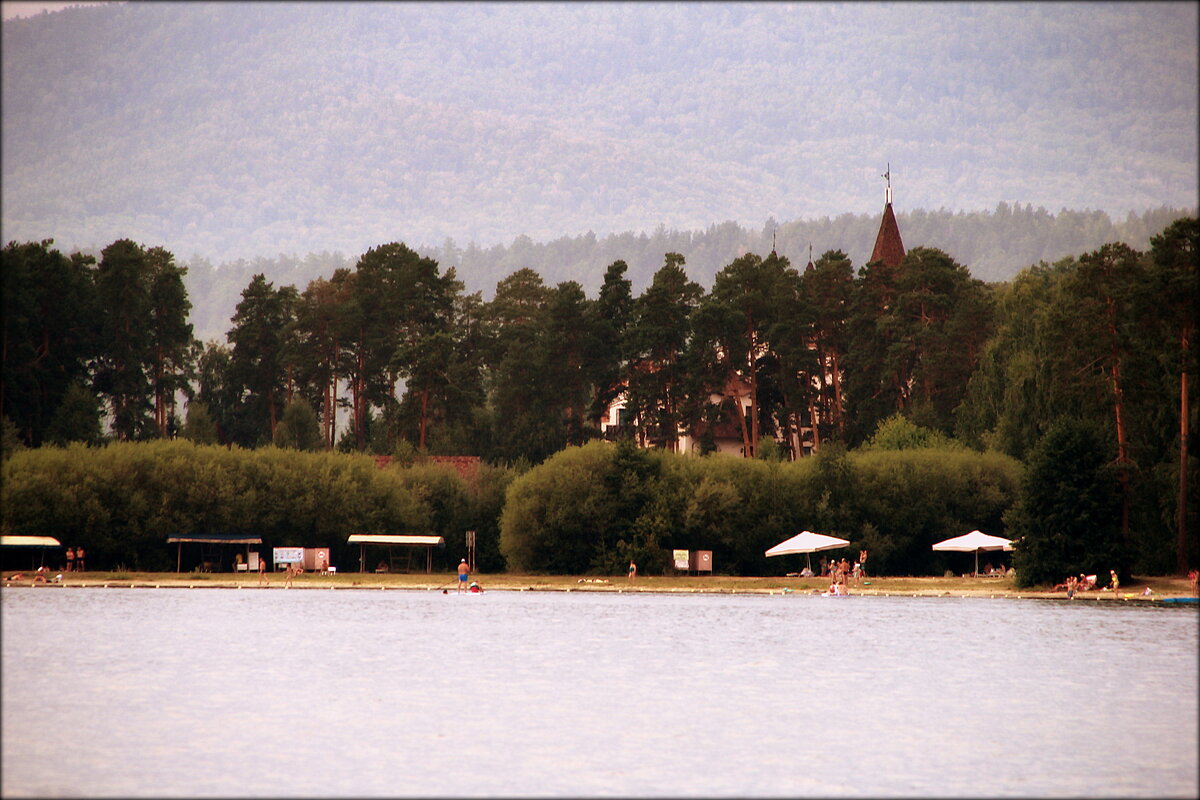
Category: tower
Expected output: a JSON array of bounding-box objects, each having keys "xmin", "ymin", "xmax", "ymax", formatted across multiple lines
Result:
[{"xmin": 869, "ymin": 163, "xmax": 906, "ymax": 269}]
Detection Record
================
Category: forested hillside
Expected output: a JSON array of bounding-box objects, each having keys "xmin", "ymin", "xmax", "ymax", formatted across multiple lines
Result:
[{"xmin": 4, "ymin": 3, "xmax": 1196, "ymax": 273}]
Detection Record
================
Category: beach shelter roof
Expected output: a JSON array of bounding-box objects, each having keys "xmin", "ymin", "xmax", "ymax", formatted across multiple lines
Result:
[
  {"xmin": 346, "ymin": 534, "xmax": 444, "ymax": 546},
  {"xmin": 166, "ymin": 534, "xmax": 263, "ymax": 573},
  {"xmin": 2, "ymin": 535, "xmax": 62, "ymax": 569},
  {"xmin": 932, "ymin": 530, "xmax": 1013, "ymax": 576},
  {"xmin": 2, "ymin": 535, "xmax": 62, "ymax": 547},
  {"xmin": 346, "ymin": 534, "xmax": 445, "ymax": 573},
  {"xmin": 165, "ymin": 535, "xmax": 262, "ymax": 544}
]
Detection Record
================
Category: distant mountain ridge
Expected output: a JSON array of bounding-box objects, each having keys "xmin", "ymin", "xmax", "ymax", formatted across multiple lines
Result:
[{"xmin": 3, "ymin": 3, "xmax": 1197, "ymax": 270}]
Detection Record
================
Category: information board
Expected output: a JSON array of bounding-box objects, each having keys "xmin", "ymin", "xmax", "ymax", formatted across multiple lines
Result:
[{"xmin": 273, "ymin": 547, "xmax": 303, "ymax": 564}]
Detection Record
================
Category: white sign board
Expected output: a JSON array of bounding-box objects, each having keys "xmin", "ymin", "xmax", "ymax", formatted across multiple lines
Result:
[
  {"xmin": 673, "ymin": 549, "xmax": 690, "ymax": 570},
  {"xmin": 273, "ymin": 547, "xmax": 303, "ymax": 564}
]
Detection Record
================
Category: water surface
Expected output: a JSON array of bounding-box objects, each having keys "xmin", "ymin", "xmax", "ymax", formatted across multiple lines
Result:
[{"xmin": 2, "ymin": 587, "xmax": 1196, "ymax": 797}]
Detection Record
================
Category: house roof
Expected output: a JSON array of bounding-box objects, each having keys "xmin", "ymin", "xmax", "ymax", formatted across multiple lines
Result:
[
  {"xmin": 869, "ymin": 202, "xmax": 906, "ymax": 269},
  {"xmin": 373, "ymin": 455, "xmax": 480, "ymax": 481}
]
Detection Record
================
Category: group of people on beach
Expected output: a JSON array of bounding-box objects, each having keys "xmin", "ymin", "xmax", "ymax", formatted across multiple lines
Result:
[
  {"xmin": 808, "ymin": 550, "xmax": 868, "ymax": 594},
  {"xmin": 816, "ymin": 551, "xmax": 868, "ymax": 586},
  {"xmin": 1058, "ymin": 569, "xmax": 1125, "ymax": 598},
  {"xmin": 63, "ymin": 546, "xmax": 85, "ymax": 572}
]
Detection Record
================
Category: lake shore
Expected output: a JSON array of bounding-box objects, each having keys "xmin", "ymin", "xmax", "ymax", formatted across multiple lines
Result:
[{"xmin": 3, "ymin": 570, "xmax": 1196, "ymax": 602}]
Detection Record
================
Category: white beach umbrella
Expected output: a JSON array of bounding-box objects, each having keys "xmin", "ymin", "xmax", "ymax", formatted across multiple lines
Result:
[
  {"xmin": 931, "ymin": 530, "xmax": 1014, "ymax": 576},
  {"xmin": 765, "ymin": 530, "xmax": 851, "ymax": 571}
]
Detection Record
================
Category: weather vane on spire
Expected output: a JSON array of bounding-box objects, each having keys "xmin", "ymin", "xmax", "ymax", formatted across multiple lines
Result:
[{"xmin": 881, "ymin": 162, "xmax": 893, "ymax": 205}]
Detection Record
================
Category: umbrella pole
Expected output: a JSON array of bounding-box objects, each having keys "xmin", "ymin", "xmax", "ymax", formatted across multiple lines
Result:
[
  {"xmin": 806, "ymin": 553, "xmax": 812, "ymax": 573},
  {"xmin": 974, "ymin": 549, "xmax": 979, "ymax": 577}
]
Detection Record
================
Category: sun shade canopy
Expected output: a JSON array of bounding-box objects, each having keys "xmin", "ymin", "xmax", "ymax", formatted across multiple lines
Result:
[
  {"xmin": 1, "ymin": 535, "xmax": 62, "ymax": 547},
  {"xmin": 931, "ymin": 530, "xmax": 1013, "ymax": 552},
  {"xmin": 932, "ymin": 530, "xmax": 1013, "ymax": 576},
  {"xmin": 347, "ymin": 534, "xmax": 445, "ymax": 546},
  {"xmin": 765, "ymin": 530, "xmax": 851, "ymax": 557}
]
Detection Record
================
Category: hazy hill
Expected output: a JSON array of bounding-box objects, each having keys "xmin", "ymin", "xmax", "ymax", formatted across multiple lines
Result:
[
  {"xmin": 171, "ymin": 203, "xmax": 1190, "ymax": 343},
  {"xmin": 3, "ymin": 2, "xmax": 1197, "ymax": 273}
]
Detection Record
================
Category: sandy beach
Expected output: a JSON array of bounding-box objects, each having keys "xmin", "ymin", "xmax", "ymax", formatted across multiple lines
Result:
[{"xmin": 4, "ymin": 570, "xmax": 1196, "ymax": 602}]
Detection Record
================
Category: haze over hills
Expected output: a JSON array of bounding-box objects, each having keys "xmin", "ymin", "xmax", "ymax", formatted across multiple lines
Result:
[{"xmin": 3, "ymin": 1, "xmax": 1197, "ymax": 329}]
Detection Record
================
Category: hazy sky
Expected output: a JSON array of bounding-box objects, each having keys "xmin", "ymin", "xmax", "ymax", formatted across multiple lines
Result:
[{"xmin": 1, "ymin": 1, "xmax": 114, "ymax": 20}]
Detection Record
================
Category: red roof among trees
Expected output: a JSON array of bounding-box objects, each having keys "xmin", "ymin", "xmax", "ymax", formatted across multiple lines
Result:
[{"xmin": 869, "ymin": 202, "xmax": 906, "ymax": 268}]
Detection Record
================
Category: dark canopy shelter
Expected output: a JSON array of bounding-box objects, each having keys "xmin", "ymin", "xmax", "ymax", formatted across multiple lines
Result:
[
  {"xmin": 347, "ymin": 534, "xmax": 445, "ymax": 573},
  {"xmin": 2, "ymin": 535, "xmax": 62, "ymax": 570},
  {"xmin": 167, "ymin": 535, "xmax": 263, "ymax": 573}
]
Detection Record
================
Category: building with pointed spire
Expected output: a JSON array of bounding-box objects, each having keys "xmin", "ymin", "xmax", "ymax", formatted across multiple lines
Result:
[{"xmin": 869, "ymin": 164, "xmax": 905, "ymax": 269}]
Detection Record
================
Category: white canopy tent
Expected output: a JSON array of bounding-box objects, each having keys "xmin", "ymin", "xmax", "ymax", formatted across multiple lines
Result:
[
  {"xmin": 931, "ymin": 530, "xmax": 1013, "ymax": 576},
  {"xmin": 765, "ymin": 530, "xmax": 851, "ymax": 572}
]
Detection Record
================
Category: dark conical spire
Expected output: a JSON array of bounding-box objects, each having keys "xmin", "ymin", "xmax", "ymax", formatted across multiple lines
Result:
[{"xmin": 870, "ymin": 163, "xmax": 905, "ymax": 268}]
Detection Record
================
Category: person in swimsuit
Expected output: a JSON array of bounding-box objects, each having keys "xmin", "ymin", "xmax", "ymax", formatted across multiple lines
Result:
[
  {"xmin": 458, "ymin": 559, "xmax": 469, "ymax": 592},
  {"xmin": 628, "ymin": 560, "xmax": 637, "ymax": 582},
  {"xmin": 76, "ymin": 547, "xmax": 85, "ymax": 572}
]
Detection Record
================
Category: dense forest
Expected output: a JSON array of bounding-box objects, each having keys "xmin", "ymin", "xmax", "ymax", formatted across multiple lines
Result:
[{"xmin": 3, "ymin": 216, "xmax": 1197, "ymax": 579}]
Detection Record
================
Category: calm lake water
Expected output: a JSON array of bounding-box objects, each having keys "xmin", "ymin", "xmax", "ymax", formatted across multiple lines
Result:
[{"xmin": 2, "ymin": 587, "xmax": 1196, "ymax": 798}]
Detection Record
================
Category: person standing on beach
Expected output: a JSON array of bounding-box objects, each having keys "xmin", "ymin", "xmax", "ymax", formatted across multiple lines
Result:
[
  {"xmin": 258, "ymin": 555, "xmax": 269, "ymax": 587},
  {"xmin": 76, "ymin": 547, "xmax": 85, "ymax": 572},
  {"xmin": 628, "ymin": 560, "xmax": 637, "ymax": 582},
  {"xmin": 458, "ymin": 558, "xmax": 469, "ymax": 592},
  {"xmin": 65, "ymin": 547, "xmax": 75, "ymax": 572},
  {"xmin": 1109, "ymin": 569, "xmax": 1119, "ymax": 592}
]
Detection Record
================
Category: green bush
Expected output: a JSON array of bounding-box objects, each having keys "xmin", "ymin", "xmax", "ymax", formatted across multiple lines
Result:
[
  {"xmin": 2, "ymin": 440, "xmax": 428, "ymax": 571},
  {"xmin": 498, "ymin": 441, "xmax": 1022, "ymax": 576},
  {"xmin": 1008, "ymin": 418, "xmax": 1127, "ymax": 587}
]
